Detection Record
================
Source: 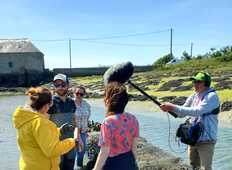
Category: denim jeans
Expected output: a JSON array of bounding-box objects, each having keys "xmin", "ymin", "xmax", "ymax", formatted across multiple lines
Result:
[
  {"xmin": 76, "ymin": 132, "xmax": 87, "ymax": 167},
  {"xmin": 60, "ymin": 154, "xmax": 75, "ymax": 170}
]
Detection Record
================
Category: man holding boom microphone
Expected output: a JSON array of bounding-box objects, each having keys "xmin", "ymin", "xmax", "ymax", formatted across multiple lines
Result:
[
  {"xmin": 160, "ymin": 72, "xmax": 220, "ymax": 170},
  {"xmin": 103, "ymin": 63, "xmax": 219, "ymax": 170}
]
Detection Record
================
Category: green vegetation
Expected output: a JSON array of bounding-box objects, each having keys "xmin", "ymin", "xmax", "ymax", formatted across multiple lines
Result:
[
  {"xmin": 153, "ymin": 53, "xmax": 173, "ymax": 66},
  {"xmin": 152, "ymin": 45, "xmax": 232, "ymax": 76},
  {"xmin": 72, "ymin": 75, "xmax": 102, "ymax": 84},
  {"xmin": 154, "ymin": 58, "xmax": 232, "ymax": 76}
]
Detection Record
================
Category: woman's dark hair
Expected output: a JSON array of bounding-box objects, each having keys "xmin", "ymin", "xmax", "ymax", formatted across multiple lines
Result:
[
  {"xmin": 104, "ymin": 82, "xmax": 128, "ymax": 114},
  {"xmin": 26, "ymin": 87, "xmax": 52, "ymax": 111},
  {"xmin": 75, "ymin": 86, "xmax": 86, "ymax": 94}
]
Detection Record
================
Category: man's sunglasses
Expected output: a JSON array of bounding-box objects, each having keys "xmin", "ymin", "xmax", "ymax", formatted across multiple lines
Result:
[
  {"xmin": 193, "ymin": 80, "xmax": 204, "ymax": 84},
  {"xmin": 54, "ymin": 83, "xmax": 67, "ymax": 88},
  {"xmin": 76, "ymin": 92, "xmax": 84, "ymax": 97}
]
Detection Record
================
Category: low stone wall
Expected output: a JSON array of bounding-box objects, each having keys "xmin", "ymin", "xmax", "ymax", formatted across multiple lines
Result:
[
  {"xmin": 53, "ymin": 65, "xmax": 153, "ymax": 77},
  {"xmin": 0, "ymin": 69, "xmax": 53, "ymax": 87},
  {"xmin": 0, "ymin": 65, "xmax": 152, "ymax": 87}
]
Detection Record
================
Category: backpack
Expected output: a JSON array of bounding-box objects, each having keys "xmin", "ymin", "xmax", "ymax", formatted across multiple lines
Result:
[{"xmin": 176, "ymin": 89, "xmax": 220, "ymax": 146}]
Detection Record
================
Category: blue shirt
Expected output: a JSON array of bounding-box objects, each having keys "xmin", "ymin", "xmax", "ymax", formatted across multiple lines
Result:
[
  {"xmin": 173, "ymin": 88, "xmax": 220, "ymax": 142},
  {"xmin": 48, "ymin": 95, "xmax": 76, "ymax": 159}
]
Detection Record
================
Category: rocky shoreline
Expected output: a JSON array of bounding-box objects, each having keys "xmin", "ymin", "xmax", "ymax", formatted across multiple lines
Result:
[
  {"xmin": 86, "ymin": 131, "xmax": 190, "ymax": 170},
  {"xmin": 136, "ymin": 137, "xmax": 190, "ymax": 170}
]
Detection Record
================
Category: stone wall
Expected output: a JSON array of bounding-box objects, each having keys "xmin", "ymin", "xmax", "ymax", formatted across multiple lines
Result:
[
  {"xmin": 0, "ymin": 69, "xmax": 52, "ymax": 87},
  {"xmin": 53, "ymin": 65, "xmax": 153, "ymax": 77},
  {"xmin": 0, "ymin": 53, "xmax": 44, "ymax": 74}
]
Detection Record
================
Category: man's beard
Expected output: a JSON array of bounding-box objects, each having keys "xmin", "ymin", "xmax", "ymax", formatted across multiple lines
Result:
[{"xmin": 56, "ymin": 89, "xmax": 68, "ymax": 97}]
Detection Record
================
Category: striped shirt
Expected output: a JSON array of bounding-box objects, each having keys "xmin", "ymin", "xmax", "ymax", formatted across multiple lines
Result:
[{"xmin": 75, "ymin": 99, "xmax": 91, "ymax": 132}]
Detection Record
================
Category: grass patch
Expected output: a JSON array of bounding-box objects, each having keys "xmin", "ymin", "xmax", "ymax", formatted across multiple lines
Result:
[
  {"xmin": 146, "ymin": 90, "xmax": 193, "ymax": 98},
  {"xmin": 182, "ymin": 81, "xmax": 192, "ymax": 86},
  {"xmin": 72, "ymin": 75, "xmax": 102, "ymax": 84},
  {"xmin": 217, "ymin": 89, "xmax": 232, "ymax": 102}
]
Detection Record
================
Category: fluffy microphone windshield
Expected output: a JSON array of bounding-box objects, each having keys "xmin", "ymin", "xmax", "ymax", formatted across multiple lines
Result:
[{"xmin": 103, "ymin": 61, "xmax": 134, "ymax": 86}]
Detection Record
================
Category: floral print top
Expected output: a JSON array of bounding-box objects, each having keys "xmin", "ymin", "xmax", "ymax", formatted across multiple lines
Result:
[{"xmin": 99, "ymin": 112, "xmax": 139, "ymax": 157}]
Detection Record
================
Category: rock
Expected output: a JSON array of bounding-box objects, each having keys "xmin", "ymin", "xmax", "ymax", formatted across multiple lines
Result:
[
  {"xmin": 88, "ymin": 121, "xmax": 101, "ymax": 132},
  {"xmin": 0, "ymin": 87, "xmax": 26, "ymax": 93},
  {"xmin": 87, "ymin": 92, "xmax": 103, "ymax": 98},
  {"xmin": 128, "ymin": 94, "xmax": 157, "ymax": 101},
  {"xmin": 129, "ymin": 80, "xmax": 160, "ymax": 91},
  {"xmin": 213, "ymin": 74, "xmax": 232, "ymax": 82},
  {"xmin": 86, "ymin": 131, "xmax": 190, "ymax": 170},
  {"xmin": 221, "ymin": 101, "xmax": 232, "ymax": 111},
  {"xmin": 157, "ymin": 85, "xmax": 172, "ymax": 91},
  {"xmin": 172, "ymin": 85, "xmax": 192, "ymax": 91},
  {"xmin": 172, "ymin": 96, "xmax": 188, "ymax": 105},
  {"xmin": 157, "ymin": 79, "xmax": 184, "ymax": 91},
  {"xmin": 159, "ymin": 96, "xmax": 187, "ymax": 105},
  {"xmin": 214, "ymin": 81, "xmax": 232, "ymax": 90},
  {"xmin": 0, "ymin": 87, "xmax": 8, "ymax": 92},
  {"xmin": 159, "ymin": 96, "xmax": 176, "ymax": 102}
]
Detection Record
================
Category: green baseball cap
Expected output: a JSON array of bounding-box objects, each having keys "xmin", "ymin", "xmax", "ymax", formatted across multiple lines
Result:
[{"xmin": 190, "ymin": 72, "xmax": 211, "ymax": 84}]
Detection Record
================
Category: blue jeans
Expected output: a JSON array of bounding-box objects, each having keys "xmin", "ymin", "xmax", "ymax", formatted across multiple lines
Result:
[
  {"xmin": 60, "ymin": 155, "xmax": 75, "ymax": 170},
  {"xmin": 76, "ymin": 132, "xmax": 87, "ymax": 167}
]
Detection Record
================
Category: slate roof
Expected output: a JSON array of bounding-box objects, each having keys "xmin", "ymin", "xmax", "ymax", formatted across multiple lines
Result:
[{"xmin": 0, "ymin": 39, "xmax": 42, "ymax": 53}]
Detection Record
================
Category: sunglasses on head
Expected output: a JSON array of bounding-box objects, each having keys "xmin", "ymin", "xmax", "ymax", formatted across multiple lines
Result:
[
  {"xmin": 76, "ymin": 92, "xmax": 84, "ymax": 97},
  {"xmin": 54, "ymin": 83, "xmax": 67, "ymax": 88}
]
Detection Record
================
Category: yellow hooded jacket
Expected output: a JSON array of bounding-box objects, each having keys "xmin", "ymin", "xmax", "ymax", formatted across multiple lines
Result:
[{"xmin": 12, "ymin": 107, "xmax": 75, "ymax": 170}]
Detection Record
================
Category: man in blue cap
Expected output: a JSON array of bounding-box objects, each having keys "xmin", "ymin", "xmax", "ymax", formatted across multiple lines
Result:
[{"xmin": 160, "ymin": 72, "xmax": 220, "ymax": 170}]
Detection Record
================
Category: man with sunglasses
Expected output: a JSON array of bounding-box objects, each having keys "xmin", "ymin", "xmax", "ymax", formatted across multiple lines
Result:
[
  {"xmin": 160, "ymin": 72, "xmax": 220, "ymax": 170},
  {"xmin": 48, "ymin": 73, "xmax": 77, "ymax": 170},
  {"xmin": 74, "ymin": 86, "xmax": 91, "ymax": 169}
]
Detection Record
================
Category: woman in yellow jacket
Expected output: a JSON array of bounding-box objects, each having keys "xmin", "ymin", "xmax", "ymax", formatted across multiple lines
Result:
[{"xmin": 12, "ymin": 87, "xmax": 81, "ymax": 170}]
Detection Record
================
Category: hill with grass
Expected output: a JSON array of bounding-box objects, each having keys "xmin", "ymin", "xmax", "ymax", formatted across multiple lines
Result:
[{"xmin": 69, "ymin": 48, "xmax": 232, "ymax": 122}]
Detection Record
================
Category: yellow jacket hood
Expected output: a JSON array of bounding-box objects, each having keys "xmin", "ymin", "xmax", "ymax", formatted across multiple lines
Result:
[
  {"xmin": 12, "ymin": 107, "xmax": 75, "ymax": 170},
  {"xmin": 13, "ymin": 107, "xmax": 43, "ymax": 129}
]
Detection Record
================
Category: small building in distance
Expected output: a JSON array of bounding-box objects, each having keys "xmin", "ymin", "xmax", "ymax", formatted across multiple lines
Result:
[
  {"xmin": 0, "ymin": 39, "xmax": 47, "ymax": 87},
  {"xmin": 0, "ymin": 38, "xmax": 44, "ymax": 74}
]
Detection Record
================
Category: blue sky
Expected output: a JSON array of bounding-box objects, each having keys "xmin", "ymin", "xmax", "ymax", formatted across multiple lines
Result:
[{"xmin": 0, "ymin": 0, "xmax": 231, "ymax": 68}]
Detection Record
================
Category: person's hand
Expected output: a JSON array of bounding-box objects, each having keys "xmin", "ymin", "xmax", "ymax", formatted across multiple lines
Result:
[
  {"xmin": 160, "ymin": 102, "xmax": 176, "ymax": 112},
  {"xmin": 74, "ymin": 128, "xmax": 84, "ymax": 151},
  {"xmin": 60, "ymin": 123, "xmax": 74, "ymax": 135}
]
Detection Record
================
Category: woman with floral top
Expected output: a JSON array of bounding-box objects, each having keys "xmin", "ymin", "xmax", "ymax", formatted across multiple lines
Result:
[{"xmin": 93, "ymin": 82, "xmax": 139, "ymax": 170}]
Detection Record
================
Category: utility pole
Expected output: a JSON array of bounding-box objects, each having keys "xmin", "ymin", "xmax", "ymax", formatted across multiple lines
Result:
[
  {"xmin": 69, "ymin": 38, "xmax": 72, "ymax": 69},
  {"xmin": 190, "ymin": 42, "xmax": 193, "ymax": 58},
  {"xmin": 170, "ymin": 28, "xmax": 173, "ymax": 58}
]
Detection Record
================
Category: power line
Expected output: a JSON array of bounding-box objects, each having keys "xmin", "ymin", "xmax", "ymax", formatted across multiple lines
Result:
[
  {"xmin": 33, "ymin": 39, "xmax": 190, "ymax": 47},
  {"xmin": 32, "ymin": 29, "xmax": 170, "ymax": 42},
  {"xmin": 170, "ymin": 28, "xmax": 173, "ymax": 57},
  {"xmin": 72, "ymin": 29, "xmax": 170, "ymax": 41},
  {"xmin": 33, "ymin": 38, "xmax": 68, "ymax": 42},
  {"xmin": 74, "ymin": 40, "xmax": 189, "ymax": 47}
]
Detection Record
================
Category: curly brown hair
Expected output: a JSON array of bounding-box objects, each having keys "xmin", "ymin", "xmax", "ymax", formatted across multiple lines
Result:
[{"xmin": 104, "ymin": 82, "xmax": 128, "ymax": 115}]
